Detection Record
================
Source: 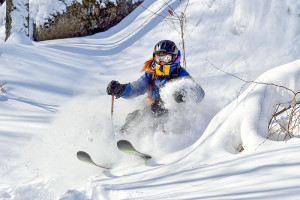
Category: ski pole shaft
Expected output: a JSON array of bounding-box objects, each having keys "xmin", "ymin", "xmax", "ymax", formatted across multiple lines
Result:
[{"xmin": 111, "ymin": 95, "xmax": 114, "ymax": 118}]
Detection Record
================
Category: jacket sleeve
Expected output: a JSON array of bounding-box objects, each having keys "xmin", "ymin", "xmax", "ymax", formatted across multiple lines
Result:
[
  {"xmin": 178, "ymin": 67, "xmax": 191, "ymax": 77},
  {"xmin": 120, "ymin": 73, "xmax": 151, "ymax": 99}
]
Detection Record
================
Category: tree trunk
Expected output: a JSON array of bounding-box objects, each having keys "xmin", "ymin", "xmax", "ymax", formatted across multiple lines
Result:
[
  {"xmin": 5, "ymin": 0, "xmax": 29, "ymax": 41},
  {"xmin": 5, "ymin": 0, "xmax": 12, "ymax": 41}
]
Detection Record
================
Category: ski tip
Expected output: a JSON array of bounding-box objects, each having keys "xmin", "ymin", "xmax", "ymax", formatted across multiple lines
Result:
[
  {"xmin": 117, "ymin": 140, "xmax": 152, "ymax": 159},
  {"xmin": 76, "ymin": 151, "xmax": 110, "ymax": 169},
  {"xmin": 77, "ymin": 151, "xmax": 92, "ymax": 163},
  {"xmin": 117, "ymin": 140, "xmax": 128, "ymax": 147},
  {"xmin": 77, "ymin": 151, "xmax": 89, "ymax": 158}
]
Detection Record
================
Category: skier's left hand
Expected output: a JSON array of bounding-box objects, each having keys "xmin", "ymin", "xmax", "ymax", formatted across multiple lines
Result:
[{"xmin": 173, "ymin": 90, "xmax": 186, "ymax": 103}]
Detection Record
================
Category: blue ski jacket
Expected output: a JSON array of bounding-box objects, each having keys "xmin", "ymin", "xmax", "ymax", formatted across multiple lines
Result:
[
  {"xmin": 121, "ymin": 62, "xmax": 191, "ymax": 101},
  {"xmin": 120, "ymin": 56, "xmax": 205, "ymax": 104}
]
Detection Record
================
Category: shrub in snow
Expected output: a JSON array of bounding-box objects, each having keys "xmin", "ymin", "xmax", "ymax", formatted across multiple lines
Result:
[
  {"xmin": 0, "ymin": 81, "xmax": 6, "ymax": 93},
  {"xmin": 32, "ymin": 0, "xmax": 143, "ymax": 41},
  {"xmin": 268, "ymin": 94, "xmax": 300, "ymax": 141}
]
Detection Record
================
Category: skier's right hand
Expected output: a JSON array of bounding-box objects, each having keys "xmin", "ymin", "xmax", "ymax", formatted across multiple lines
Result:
[{"xmin": 106, "ymin": 80, "xmax": 127, "ymax": 98}]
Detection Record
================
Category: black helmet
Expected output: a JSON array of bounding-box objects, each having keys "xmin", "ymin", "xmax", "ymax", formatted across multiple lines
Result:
[{"xmin": 153, "ymin": 40, "xmax": 178, "ymax": 63}]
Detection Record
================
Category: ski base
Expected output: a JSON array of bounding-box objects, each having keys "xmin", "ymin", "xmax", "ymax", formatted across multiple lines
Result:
[{"xmin": 117, "ymin": 140, "xmax": 152, "ymax": 159}]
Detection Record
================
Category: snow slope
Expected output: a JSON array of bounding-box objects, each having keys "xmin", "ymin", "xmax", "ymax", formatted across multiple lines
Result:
[{"xmin": 0, "ymin": 0, "xmax": 300, "ymax": 199}]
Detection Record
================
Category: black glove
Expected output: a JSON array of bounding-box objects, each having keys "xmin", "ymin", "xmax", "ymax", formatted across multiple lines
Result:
[
  {"xmin": 151, "ymin": 98, "xmax": 168, "ymax": 116},
  {"xmin": 173, "ymin": 90, "xmax": 185, "ymax": 103},
  {"xmin": 106, "ymin": 80, "xmax": 127, "ymax": 98}
]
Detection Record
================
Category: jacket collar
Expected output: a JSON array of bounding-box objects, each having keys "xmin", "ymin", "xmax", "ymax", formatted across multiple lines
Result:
[{"xmin": 152, "ymin": 62, "xmax": 180, "ymax": 76}]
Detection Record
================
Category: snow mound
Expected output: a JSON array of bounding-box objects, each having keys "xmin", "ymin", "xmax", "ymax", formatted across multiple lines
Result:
[
  {"xmin": 187, "ymin": 60, "xmax": 300, "ymax": 163},
  {"xmin": 5, "ymin": 32, "xmax": 32, "ymax": 45}
]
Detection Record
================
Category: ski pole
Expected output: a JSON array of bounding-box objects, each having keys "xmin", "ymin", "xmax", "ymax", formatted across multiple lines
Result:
[
  {"xmin": 111, "ymin": 95, "xmax": 114, "ymax": 118},
  {"xmin": 111, "ymin": 95, "xmax": 116, "ymax": 138}
]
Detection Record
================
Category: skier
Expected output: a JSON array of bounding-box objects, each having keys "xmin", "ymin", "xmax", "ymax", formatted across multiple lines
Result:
[{"xmin": 106, "ymin": 40, "xmax": 205, "ymax": 132}]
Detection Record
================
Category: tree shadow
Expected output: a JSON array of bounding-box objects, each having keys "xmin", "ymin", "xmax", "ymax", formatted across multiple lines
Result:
[{"xmin": 1, "ymin": 92, "xmax": 58, "ymax": 112}]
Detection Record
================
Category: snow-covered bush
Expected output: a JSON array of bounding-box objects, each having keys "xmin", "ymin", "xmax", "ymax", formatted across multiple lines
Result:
[
  {"xmin": 32, "ymin": 0, "xmax": 143, "ymax": 41},
  {"xmin": 4, "ymin": 0, "xmax": 143, "ymax": 41}
]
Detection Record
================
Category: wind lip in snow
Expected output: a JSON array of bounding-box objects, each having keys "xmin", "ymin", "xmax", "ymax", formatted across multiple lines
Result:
[
  {"xmin": 5, "ymin": 32, "xmax": 33, "ymax": 45},
  {"xmin": 186, "ymin": 60, "xmax": 300, "ymax": 164}
]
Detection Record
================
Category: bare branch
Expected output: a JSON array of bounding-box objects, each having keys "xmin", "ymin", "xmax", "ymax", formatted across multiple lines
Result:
[
  {"xmin": 183, "ymin": 0, "xmax": 190, "ymax": 14},
  {"xmin": 206, "ymin": 59, "xmax": 297, "ymax": 95},
  {"xmin": 139, "ymin": 0, "xmax": 190, "ymax": 68},
  {"xmin": 273, "ymin": 101, "xmax": 300, "ymax": 118},
  {"xmin": 138, "ymin": 3, "xmax": 178, "ymax": 20},
  {"xmin": 161, "ymin": 0, "xmax": 181, "ymax": 19}
]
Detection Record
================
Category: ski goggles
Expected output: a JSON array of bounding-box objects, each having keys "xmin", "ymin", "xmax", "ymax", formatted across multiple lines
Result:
[{"xmin": 154, "ymin": 54, "xmax": 173, "ymax": 64}]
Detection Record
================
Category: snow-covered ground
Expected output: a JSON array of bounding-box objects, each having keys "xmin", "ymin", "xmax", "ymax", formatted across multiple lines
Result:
[{"xmin": 0, "ymin": 0, "xmax": 300, "ymax": 199}]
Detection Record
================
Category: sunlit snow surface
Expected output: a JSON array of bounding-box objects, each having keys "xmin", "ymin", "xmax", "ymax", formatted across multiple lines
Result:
[{"xmin": 0, "ymin": 0, "xmax": 300, "ymax": 199}]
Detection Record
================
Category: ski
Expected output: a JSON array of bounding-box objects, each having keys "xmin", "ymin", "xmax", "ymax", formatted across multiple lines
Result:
[
  {"xmin": 77, "ymin": 151, "xmax": 110, "ymax": 169},
  {"xmin": 117, "ymin": 140, "xmax": 152, "ymax": 159}
]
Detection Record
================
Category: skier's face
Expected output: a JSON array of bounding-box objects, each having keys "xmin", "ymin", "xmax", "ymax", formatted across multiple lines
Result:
[{"xmin": 154, "ymin": 54, "xmax": 172, "ymax": 65}]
